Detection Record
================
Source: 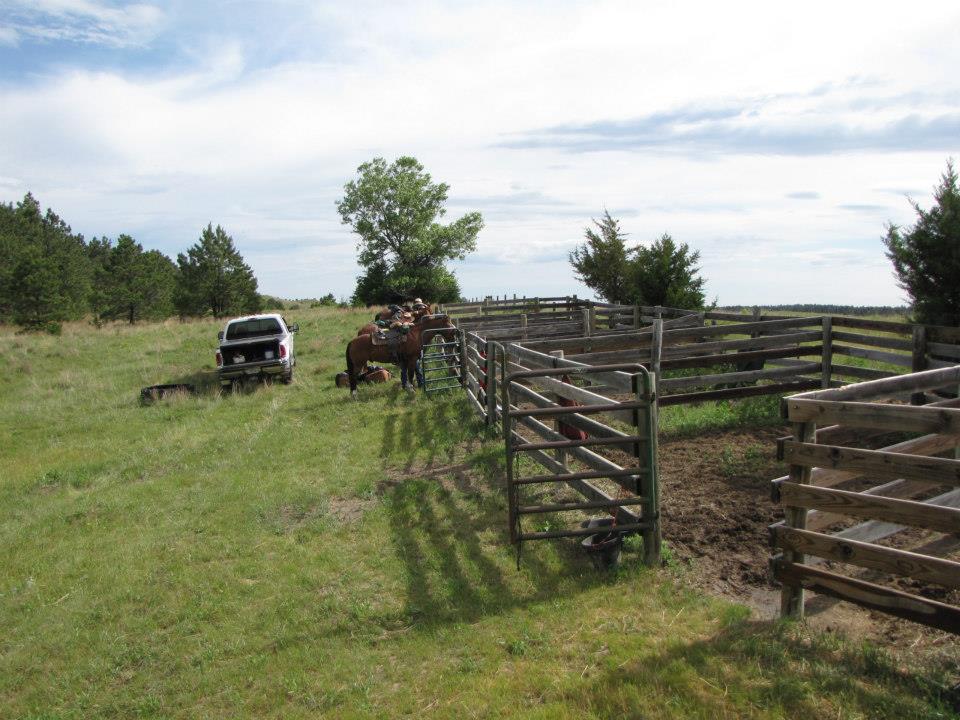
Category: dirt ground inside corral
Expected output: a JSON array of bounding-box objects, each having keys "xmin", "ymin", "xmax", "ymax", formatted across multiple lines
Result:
[{"xmin": 658, "ymin": 426, "xmax": 958, "ymax": 665}]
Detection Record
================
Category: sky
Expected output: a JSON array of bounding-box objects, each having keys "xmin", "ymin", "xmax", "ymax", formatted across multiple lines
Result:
[{"xmin": 1, "ymin": 0, "xmax": 958, "ymax": 306}]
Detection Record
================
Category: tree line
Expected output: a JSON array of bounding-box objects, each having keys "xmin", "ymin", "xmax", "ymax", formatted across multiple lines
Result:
[{"xmin": 0, "ymin": 194, "xmax": 261, "ymax": 331}]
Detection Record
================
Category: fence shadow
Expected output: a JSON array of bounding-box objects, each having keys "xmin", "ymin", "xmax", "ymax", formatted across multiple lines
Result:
[{"xmin": 561, "ymin": 618, "xmax": 958, "ymax": 717}]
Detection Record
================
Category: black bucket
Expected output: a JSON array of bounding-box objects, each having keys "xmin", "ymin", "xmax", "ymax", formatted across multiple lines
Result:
[{"xmin": 580, "ymin": 517, "xmax": 623, "ymax": 570}]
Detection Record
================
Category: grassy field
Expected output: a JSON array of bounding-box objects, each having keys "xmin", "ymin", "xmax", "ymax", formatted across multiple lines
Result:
[{"xmin": 1, "ymin": 307, "xmax": 957, "ymax": 719}]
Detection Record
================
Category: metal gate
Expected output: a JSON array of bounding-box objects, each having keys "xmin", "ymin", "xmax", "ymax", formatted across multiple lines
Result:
[
  {"xmin": 420, "ymin": 327, "xmax": 463, "ymax": 395},
  {"xmin": 499, "ymin": 358, "xmax": 661, "ymax": 565}
]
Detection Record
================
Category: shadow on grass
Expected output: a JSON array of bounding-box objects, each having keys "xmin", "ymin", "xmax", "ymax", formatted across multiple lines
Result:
[
  {"xmin": 376, "ymin": 393, "xmax": 618, "ymax": 628},
  {"xmin": 566, "ymin": 618, "xmax": 959, "ymax": 719},
  {"xmin": 381, "ymin": 471, "xmax": 609, "ymax": 628},
  {"xmin": 172, "ymin": 369, "xmax": 222, "ymax": 394}
]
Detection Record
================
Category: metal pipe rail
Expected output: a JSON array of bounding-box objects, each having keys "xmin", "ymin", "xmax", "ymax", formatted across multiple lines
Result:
[
  {"xmin": 501, "ymin": 358, "xmax": 661, "ymax": 565},
  {"xmin": 420, "ymin": 327, "xmax": 464, "ymax": 396}
]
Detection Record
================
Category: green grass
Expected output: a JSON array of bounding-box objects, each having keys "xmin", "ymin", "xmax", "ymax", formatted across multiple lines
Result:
[
  {"xmin": 658, "ymin": 395, "xmax": 783, "ymax": 438},
  {"xmin": 0, "ymin": 308, "xmax": 957, "ymax": 719}
]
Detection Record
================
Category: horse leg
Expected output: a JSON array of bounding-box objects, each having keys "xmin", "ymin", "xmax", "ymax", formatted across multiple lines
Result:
[
  {"xmin": 415, "ymin": 358, "xmax": 425, "ymax": 389},
  {"xmin": 346, "ymin": 343, "xmax": 358, "ymax": 398}
]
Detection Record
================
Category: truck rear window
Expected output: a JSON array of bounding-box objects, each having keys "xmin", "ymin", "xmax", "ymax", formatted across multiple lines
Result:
[{"xmin": 225, "ymin": 318, "xmax": 282, "ymax": 340}]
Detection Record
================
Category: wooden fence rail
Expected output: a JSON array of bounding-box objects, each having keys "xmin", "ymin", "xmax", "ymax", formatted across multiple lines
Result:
[{"xmin": 772, "ymin": 365, "xmax": 960, "ymax": 634}]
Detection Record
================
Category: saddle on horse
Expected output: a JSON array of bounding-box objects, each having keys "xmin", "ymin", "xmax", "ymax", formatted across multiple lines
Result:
[{"xmin": 370, "ymin": 325, "xmax": 410, "ymax": 347}]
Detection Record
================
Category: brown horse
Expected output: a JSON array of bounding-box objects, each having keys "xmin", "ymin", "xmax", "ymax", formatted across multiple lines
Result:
[
  {"xmin": 345, "ymin": 314, "xmax": 456, "ymax": 395},
  {"xmin": 371, "ymin": 303, "xmax": 432, "ymax": 323}
]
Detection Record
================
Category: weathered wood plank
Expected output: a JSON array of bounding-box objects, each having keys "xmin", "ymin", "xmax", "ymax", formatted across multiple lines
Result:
[
  {"xmin": 831, "ymin": 488, "xmax": 960, "ymax": 543},
  {"xmin": 513, "ymin": 415, "xmax": 636, "ymax": 493},
  {"xmin": 771, "ymin": 526, "xmax": 960, "ymax": 589},
  {"xmin": 831, "ymin": 330, "xmax": 914, "ymax": 352},
  {"xmin": 661, "ymin": 379, "xmax": 821, "ymax": 406},
  {"xmin": 794, "ymin": 365, "xmax": 960, "ymax": 402},
  {"xmin": 660, "ymin": 363, "xmax": 821, "ymax": 391},
  {"xmin": 506, "ymin": 344, "xmax": 637, "ymax": 394},
  {"xmin": 661, "ymin": 330, "xmax": 822, "ymax": 358},
  {"xmin": 779, "ymin": 440, "xmax": 960, "ymax": 486},
  {"xmin": 661, "ymin": 344, "xmax": 823, "ymax": 371},
  {"xmin": 830, "ymin": 316, "xmax": 914, "ymax": 334},
  {"xmin": 778, "ymin": 481, "xmax": 960, "ymax": 533},
  {"xmin": 771, "ymin": 560, "xmax": 960, "ymax": 634},
  {"xmin": 506, "ymin": 378, "xmax": 637, "ymax": 439},
  {"xmin": 771, "ymin": 430, "xmax": 960, "ymax": 528},
  {"xmin": 928, "ymin": 341, "xmax": 960, "ymax": 360},
  {"xmin": 831, "ymin": 344, "xmax": 913, "ymax": 369},
  {"xmin": 511, "ymin": 438, "xmax": 641, "ymax": 525},
  {"xmin": 829, "ymin": 364, "xmax": 897, "ymax": 381},
  {"xmin": 783, "ymin": 398, "xmax": 960, "ymax": 433}
]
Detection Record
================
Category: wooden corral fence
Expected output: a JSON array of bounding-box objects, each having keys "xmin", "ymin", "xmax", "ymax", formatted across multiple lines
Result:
[
  {"xmin": 771, "ymin": 366, "xmax": 960, "ymax": 634},
  {"xmin": 460, "ymin": 331, "xmax": 661, "ymax": 564},
  {"xmin": 447, "ymin": 296, "xmax": 960, "ymax": 618},
  {"xmin": 447, "ymin": 297, "xmax": 960, "ymax": 409}
]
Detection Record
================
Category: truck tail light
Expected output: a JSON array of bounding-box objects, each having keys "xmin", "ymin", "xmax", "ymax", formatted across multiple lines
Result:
[
  {"xmin": 215, "ymin": 351, "xmax": 223, "ymax": 367},
  {"xmin": 279, "ymin": 344, "xmax": 287, "ymax": 359}
]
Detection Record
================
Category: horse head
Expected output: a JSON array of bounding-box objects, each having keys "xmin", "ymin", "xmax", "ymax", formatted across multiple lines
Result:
[{"xmin": 418, "ymin": 313, "xmax": 457, "ymax": 344}]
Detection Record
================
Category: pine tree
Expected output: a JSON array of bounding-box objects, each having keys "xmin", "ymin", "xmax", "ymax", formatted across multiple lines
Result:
[
  {"xmin": 0, "ymin": 193, "xmax": 92, "ymax": 330},
  {"xmin": 175, "ymin": 224, "xmax": 261, "ymax": 317},
  {"xmin": 569, "ymin": 212, "xmax": 708, "ymax": 309},
  {"xmin": 94, "ymin": 235, "xmax": 177, "ymax": 323},
  {"xmin": 569, "ymin": 211, "xmax": 631, "ymax": 304},
  {"xmin": 883, "ymin": 160, "xmax": 960, "ymax": 326}
]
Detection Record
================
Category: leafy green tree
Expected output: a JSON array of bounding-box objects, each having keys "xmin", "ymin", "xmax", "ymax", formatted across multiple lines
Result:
[
  {"xmin": 569, "ymin": 213, "xmax": 707, "ymax": 310},
  {"xmin": 883, "ymin": 160, "xmax": 960, "ymax": 326},
  {"xmin": 336, "ymin": 156, "xmax": 482, "ymax": 304},
  {"xmin": 0, "ymin": 193, "xmax": 92, "ymax": 329},
  {"xmin": 569, "ymin": 211, "xmax": 632, "ymax": 304},
  {"xmin": 175, "ymin": 224, "xmax": 261, "ymax": 318},
  {"xmin": 632, "ymin": 234, "xmax": 706, "ymax": 309}
]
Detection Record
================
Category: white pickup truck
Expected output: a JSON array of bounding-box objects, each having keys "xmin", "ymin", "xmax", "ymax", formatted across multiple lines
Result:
[{"xmin": 215, "ymin": 314, "xmax": 298, "ymax": 386}]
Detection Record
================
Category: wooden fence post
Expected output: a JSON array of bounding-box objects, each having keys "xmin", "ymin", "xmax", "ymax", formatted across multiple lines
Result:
[
  {"xmin": 780, "ymin": 420, "xmax": 816, "ymax": 618},
  {"xmin": 912, "ymin": 326, "xmax": 928, "ymax": 405},
  {"xmin": 582, "ymin": 308, "xmax": 592, "ymax": 337},
  {"xmin": 633, "ymin": 305, "xmax": 640, "ymax": 330},
  {"xmin": 821, "ymin": 316, "xmax": 833, "ymax": 389},
  {"xmin": 520, "ymin": 314, "xmax": 528, "ymax": 341},
  {"xmin": 485, "ymin": 339, "xmax": 496, "ymax": 426}
]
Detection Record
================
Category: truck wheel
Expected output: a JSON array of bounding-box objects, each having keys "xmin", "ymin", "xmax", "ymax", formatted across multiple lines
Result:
[{"xmin": 282, "ymin": 367, "xmax": 294, "ymax": 384}]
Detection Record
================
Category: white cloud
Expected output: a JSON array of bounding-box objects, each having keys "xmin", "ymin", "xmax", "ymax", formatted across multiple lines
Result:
[
  {"xmin": 0, "ymin": 0, "xmax": 957, "ymax": 303},
  {"xmin": 3, "ymin": 0, "xmax": 163, "ymax": 47},
  {"xmin": 0, "ymin": 25, "xmax": 19, "ymax": 46}
]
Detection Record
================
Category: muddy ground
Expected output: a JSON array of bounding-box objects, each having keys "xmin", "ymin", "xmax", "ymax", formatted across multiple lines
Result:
[{"xmin": 657, "ymin": 425, "xmax": 959, "ymax": 666}]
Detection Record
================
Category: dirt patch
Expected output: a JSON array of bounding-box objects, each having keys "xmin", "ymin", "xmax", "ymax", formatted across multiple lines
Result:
[
  {"xmin": 328, "ymin": 496, "xmax": 375, "ymax": 524},
  {"xmin": 657, "ymin": 425, "xmax": 959, "ymax": 668},
  {"xmin": 658, "ymin": 426, "xmax": 787, "ymax": 599}
]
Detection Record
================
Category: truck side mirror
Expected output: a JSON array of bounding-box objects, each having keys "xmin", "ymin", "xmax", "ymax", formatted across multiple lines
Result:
[
  {"xmin": 217, "ymin": 331, "xmax": 224, "ymax": 341},
  {"xmin": 288, "ymin": 323, "xmax": 299, "ymax": 333}
]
